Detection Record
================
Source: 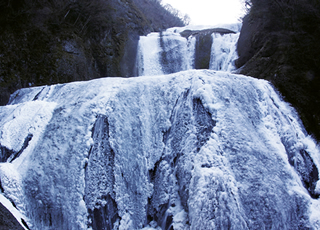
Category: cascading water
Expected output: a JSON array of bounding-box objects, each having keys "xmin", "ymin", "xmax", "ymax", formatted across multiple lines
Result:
[
  {"xmin": 209, "ymin": 33, "xmax": 239, "ymax": 72},
  {"xmin": 136, "ymin": 25, "xmax": 240, "ymax": 76},
  {"xmin": 0, "ymin": 23, "xmax": 320, "ymax": 230},
  {"xmin": 136, "ymin": 31, "xmax": 196, "ymax": 76}
]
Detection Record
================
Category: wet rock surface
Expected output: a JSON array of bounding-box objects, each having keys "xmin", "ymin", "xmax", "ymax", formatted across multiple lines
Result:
[{"xmin": 236, "ymin": 0, "xmax": 320, "ymax": 141}]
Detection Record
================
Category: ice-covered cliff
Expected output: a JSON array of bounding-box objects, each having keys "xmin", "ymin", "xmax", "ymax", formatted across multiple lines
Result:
[
  {"xmin": 0, "ymin": 69, "xmax": 320, "ymax": 229},
  {"xmin": 1, "ymin": 23, "xmax": 320, "ymax": 230},
  {"xmin": 136, "ymin": 25, "xmax": 240, "ymax": 76}
]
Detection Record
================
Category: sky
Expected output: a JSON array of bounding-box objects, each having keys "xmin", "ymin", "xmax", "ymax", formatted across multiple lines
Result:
[{"xmin": 161, "ymin": 0, "xmax": 245, "ymax": 26}]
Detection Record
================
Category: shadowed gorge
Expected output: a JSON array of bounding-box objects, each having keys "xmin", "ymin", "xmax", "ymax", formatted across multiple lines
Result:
[
  {"xmin": 236, "ymin": 0, "xmax": 320, "ymax": 141},
  {"xmin": 0, "ymin": 0, "xmax": 185, "ymax": 105}
]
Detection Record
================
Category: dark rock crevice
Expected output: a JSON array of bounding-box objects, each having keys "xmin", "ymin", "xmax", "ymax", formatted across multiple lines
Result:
[
  {"xmin": 32, "ymin": 87, "xmax": 45, "ymax": 101},
  {"xmin": 194, "ymin": 32, "xmax": 213, "ymax": 69},
  {"xmin": 146, "ymin": 89, "xmax": 216, "ymax": 229},
  {"xmin": 0, "ymin": 180, "xmax": 4, "ymax": 193},
  {"xmin": 0, "ymin": 146, "xmax": 15, "ymax": 163},
  {"xmin": 88, "ymin": 195, "xmax": 119, "ymax": 230},
  {"xmin": 193, "ymin": 97, "xmax": 216, "ymax": 150},
  {"xmin": 85, "ymin": 115, "xmax": 119, "ymax": 230},
  {"xmin": 281, "ymin": 137, "xmax": 319, "ymax": 198},
  {"xmin": 21, "ymin": 218, "xmax": 30, "ymax": 230},
  {"xmin": 0, "ymin": 134, "xmax": 33, "ymax": 163},
  {"xmin": 10, "ymin": 134, "xmax": 33, "ymax": 163},
  {"xmin": 297, "ymin": 149, "xmax": 319, "ymax": 198}
]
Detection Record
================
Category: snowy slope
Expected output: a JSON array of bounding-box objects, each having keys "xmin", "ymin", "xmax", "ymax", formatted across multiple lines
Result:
[{"xmin": 0, "ymin": 70, "xmax": 319, "ymax": 229}]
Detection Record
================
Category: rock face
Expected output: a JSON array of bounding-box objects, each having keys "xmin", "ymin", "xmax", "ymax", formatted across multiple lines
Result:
[
  {"xmin": 236, "ymin": 0, "xmax": 320, "ymax": 141},
  {"xmin": 85, "ymin": 115, "xmax": 119, "ymax": 230},
  {"xmin": 0, "ymin": 203, "xmax": 25, "ymax": 230},
  {"xmin": 0, "ymin": 0, "xmax": 185, "ymax": 106},
  {"xmin": 0, "ymin": 70, "xmax": 319, "ymax": 229}
]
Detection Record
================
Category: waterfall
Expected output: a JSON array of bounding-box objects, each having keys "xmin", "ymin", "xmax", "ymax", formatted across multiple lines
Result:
[
  {"xmin": 136, "ymin": 33, "xmax": 164, "ymax": 76},
  {"xmin": 137, "ymin": 30, "xmax": 196, "ymax": 76},
  {"xmin": 209, "ymin": 33, "xmax": 239, "ymax": 72},
  {"xmin": 137, "ymin": 25, "xmax": 240, "ymax": 76},
  {"xmin": 1, "ymin": 23, "xmax": 320, "ymax": 230}
]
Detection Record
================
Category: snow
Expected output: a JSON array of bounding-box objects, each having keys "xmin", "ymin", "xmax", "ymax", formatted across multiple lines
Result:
[
  {"xmin": 1, "ymin": 70, "xmax": 319, "ymax": 229},
  {"xmin": 210, "ymin": 33, "xmax": 239, "ymax": 72},
  {"xmin": 137, "ymin": 31, "xmax": 195, "ymax": 76},
  {"xmin": 137, "ymin": 33, "xmax": 164, "ymax": 76},
  {"xmin": 166, "ymin": 23, "xmax": 242, "ymax": 34},
  {"xmin": 137, "ymin": 24, "xmax": 239, "ymax": 76},
  {"xmin": 0, "ymin": 23, "xmax": 319, "ymax": 230},
  {"xmin": 310, "ymin": 199, "xmax": 320, "ymax": 229},
  {"xmin": 0, "ymin": 101, "xmax": 56, "ymax": 171},
  {"xmin": 0, "ymin": 163, "xmax": 29, "ymax": 229}
]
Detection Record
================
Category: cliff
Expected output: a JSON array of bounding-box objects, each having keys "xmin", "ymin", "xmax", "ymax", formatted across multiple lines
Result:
[
  {"xmin": 0, "ymin": 0, "xmax": 185, "ymax": 106},
  {"xmin": 236, "ymin": 0, "xmax": 320, "ymax": 141},
  {"xmin": 0, "ymin": 70, "xmax": 319, "ymax": 229}
]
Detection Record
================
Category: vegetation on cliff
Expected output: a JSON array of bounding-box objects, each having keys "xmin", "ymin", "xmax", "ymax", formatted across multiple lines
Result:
[
  {"xmin": 237, "ymin": 0, "xmax": 320, "ymax": 141},
  {"xmin": 0, "ymin": 0, "xmax": 186, "ymax": 105}
]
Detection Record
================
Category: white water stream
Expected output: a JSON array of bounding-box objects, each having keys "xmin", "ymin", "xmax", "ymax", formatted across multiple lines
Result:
[{"xmin": 137, "ymin": 25, "xmax": 240, "ymax": 76}]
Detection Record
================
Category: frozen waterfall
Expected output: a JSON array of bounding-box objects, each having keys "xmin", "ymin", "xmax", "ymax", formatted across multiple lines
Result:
[
  {"xmin": 0, "ymin": 24, "xmax": 320, "ymax": 230},
  {"xmin": 136, "ymin": 25, "xmax": 239, "ymax": 76}
]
